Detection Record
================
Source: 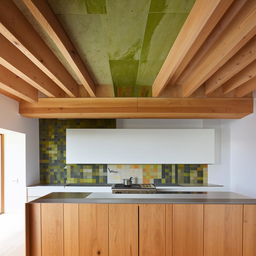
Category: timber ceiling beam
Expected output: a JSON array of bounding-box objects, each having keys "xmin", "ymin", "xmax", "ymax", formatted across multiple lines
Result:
[
  {"xmin": 205, "ymin": 36, "xmax": 256, "ymax": 95},
  {"xmin": 152, "ymin": 0, "xmax": 235, "ymax": 97},
  {"xmin": 176, "ymin": 0, "xmax": 248, "ymax": 89},
  {"xmin": 19, "ymin": 97, "xmax": 253, "ymax": 119},
  {"xmin": 0, "ymin": 0, "xmax": 79, "ymax": 97},
  {"xmin": 223, "ymin": 60, "xmax": 256, "ymax": 94},
  {"xmin": 21, "ymin": 0, "xmax": 96, "ymax": 97},
  {"xmin": 0, "ymin": 35, "xmax": 65, "ymax": 98},
  {"xmin": 236, "ymin": 76, "xmax": 256, "ymax": 97},
  {"xmin": 180, "ymin": 0, "xmax": 256, "ymax": 97},
  {"xmin": 0, "ymin": 65, "xmax": 38, "ymax": 103}
]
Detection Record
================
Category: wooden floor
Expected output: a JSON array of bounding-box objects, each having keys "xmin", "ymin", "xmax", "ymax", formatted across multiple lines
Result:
[{"xmin": 0, "ymin": 213, "xmax": 25, "ymax": 256}]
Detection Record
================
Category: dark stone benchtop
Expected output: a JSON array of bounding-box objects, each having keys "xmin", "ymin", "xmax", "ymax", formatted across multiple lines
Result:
[{"xmin": 29, "ymin": 192, "xmax": 256, "ymax": 204}]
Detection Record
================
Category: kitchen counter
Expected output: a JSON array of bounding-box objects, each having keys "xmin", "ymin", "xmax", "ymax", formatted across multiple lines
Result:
[
  {"xmin": 30, "ymin": 191, "xmax": 256, "ymax": 204},
  {"xmin": 29, "ymin": 183, "xmax": 223, "ymax": 187}
]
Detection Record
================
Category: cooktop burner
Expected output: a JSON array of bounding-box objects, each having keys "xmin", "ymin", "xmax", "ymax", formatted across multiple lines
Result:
[{"xmin": 112, "ymin": 184, "xmax": 156, "ymax": 194}]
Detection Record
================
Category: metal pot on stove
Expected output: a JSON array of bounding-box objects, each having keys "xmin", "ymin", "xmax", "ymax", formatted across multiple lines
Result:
[{"xmin": 123, "ymin": 177, "xmax": 133, "ymax": 186}]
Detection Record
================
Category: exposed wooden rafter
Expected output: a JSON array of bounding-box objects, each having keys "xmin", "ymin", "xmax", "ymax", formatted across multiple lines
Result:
[
  {"xmin": 205, "ymin": 36, "xmax": 256, "ymax": 95},
  {"xmin": 0, "ymin": 65, "xmax": 38, "ymax": 103},
  {"xmin": 21, "ymin": 0, "xmax": 96, "ymax": 97},
  {"xmin": 223, "ymin": 60, "xmax": 256, "ymax": 94},
  {"xmin": 0, "ymin": 0, "xmax": 79, "ymax": 97},
  {"xmin": 152, "ymin": 0, "xmax": 235, "ymax": 97},
  {"xmin": 181, "ymin": 0, "xmax": 256, "ymax": 97},
  {"xmin": 236, "ymin": 76, "xmax": 256, "ymax": 97},
  {"xmin": 0, "ymin": 35, "xmax": 65, "ymax": 98},
  {"xmin": 19, "ymin": 97, "xmax": 253, "ymax": 119},
  {"xmin": 177, "ymin": 0, "xmax": 248, "ymax": 89}
]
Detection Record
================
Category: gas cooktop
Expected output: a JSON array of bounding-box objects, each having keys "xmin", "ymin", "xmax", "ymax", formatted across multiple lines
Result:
[{"xmin": 112, "ymin": 184, "xmax": 156, "ymax": 194}]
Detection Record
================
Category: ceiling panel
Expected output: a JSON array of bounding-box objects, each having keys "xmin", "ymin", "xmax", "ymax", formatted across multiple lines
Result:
[{"xmin": 48, "ymin": 0, "xmax": 195, "ymax": 96}]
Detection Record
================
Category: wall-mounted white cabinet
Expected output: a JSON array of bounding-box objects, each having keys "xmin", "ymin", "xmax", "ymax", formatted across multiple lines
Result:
[{"xmin": 66, "ymin": 129, "xmax": 215, "ymax": 164}]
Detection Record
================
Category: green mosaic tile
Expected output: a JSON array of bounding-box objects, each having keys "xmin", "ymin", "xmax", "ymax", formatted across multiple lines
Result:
[
  {"xmin": 40, "ymin": 119, "xmax": 116, "ymax": 184},
  {"xmin": 40, "ymin": 119, "xmax": 208, "ymax": 185}
]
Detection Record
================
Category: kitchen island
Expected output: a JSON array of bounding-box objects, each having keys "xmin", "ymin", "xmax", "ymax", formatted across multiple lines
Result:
[{"xmin": 26, "ymin": 192, "xmax": 256, "ymax": 256}]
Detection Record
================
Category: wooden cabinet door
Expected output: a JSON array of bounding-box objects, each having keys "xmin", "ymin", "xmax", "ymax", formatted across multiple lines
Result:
[
  {"xmin": 64, "ymin": 204, "xmax": 79, "ymax": 256},
  {"xmin": 204, "ymin": 204, "xmax": 243, "ymax": 256},
  {"xmin": 243, "ymin": 205, "xmax": 256, "ymax": 256},
  {"xmin": 41, "ymin": 203, "xmax": 64, "ymax": 256},
  {"xmin": 166, "ymin": 204, "xmax": 173, "ymax": 256},
  {"xmin": 109, "ymin": 204, "xmax": 138, "ymax": 256},
  {"xmin": 79, "ymin": 204, "xmax": 108, "ymax": 256},
  {"xmin": 172, "ymin": 204, "xmax": 203, "ymax": 256},
  {"xmin": 26, "ymin": 203, "xmax": 41, "ymax": 256},
  {"xmin": 139, "ymin": 204, "xmax": 166, "ymax": 256}
]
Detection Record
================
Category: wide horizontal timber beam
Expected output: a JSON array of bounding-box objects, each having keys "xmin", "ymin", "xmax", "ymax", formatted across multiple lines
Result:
[{"xmin": 19, "ymin": 98, "xmax": 253, "ymax": 119}]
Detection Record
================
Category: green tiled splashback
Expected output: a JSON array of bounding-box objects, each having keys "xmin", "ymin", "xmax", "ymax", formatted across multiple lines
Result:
[{"xmin": 40, "ymin": 119, "xmax": 208, "ymax": 184}]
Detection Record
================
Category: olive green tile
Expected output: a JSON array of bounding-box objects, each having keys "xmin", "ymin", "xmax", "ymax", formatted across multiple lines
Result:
[
  {"xmin": 85, "ymin": 0, "xmax": 107, "ymax": 14},
  {"xmin": 149, "ymin": 0, "xmax": 195, "ymax": 13}
]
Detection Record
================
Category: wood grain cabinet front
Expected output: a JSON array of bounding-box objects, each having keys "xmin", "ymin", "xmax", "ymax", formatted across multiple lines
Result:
[
  {"xmin": 243, "ymin": 205, "xmax": 256, "ymax": 256},
  {"xmin": 79, "ymin": 204, "xmax": 109, "ymax": 256},
  {"xmin": 109, "ymin": 204, "xmax": 138, "ymax": 256},
  {"xmin": 172, "ymin": 204, "xmax": 203, "ymax": 256},
  {"xmin": 204, "ymin": 204, "xmax": 243, "ymax": 256},
  {"xmin": 139, "ymin": 204, "xmax": 166, "ymax": 256},
  {"xmin": 41, "ymin": 203, "xmax": 64, "ymax": 256},
  {"xmin": 64, "ymin": 204, "xmax": 79, "ymax": 256},
  {"xmin": 26, "ymin": 203, "xmax": 256, "ymax": 256}
]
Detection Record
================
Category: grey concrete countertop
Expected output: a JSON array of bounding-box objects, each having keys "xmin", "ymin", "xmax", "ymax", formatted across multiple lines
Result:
[
  {"xmin": 29, "ymin": 191, "xmax": 256, "ymax": 204},
  {"xmin": 29, "ymin": 183, "xmax": 223, "ymax": 187}
]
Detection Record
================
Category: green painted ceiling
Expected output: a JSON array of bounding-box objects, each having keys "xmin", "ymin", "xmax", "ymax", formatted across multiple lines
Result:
[{"xmin": 48, "ymin": 0, "xmax": 195, "ymax": 97}]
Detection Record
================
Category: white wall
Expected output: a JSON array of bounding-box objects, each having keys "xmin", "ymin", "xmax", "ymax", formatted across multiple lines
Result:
[
  {"xmin": 230, "ymin": 99, "xmax": 256, "ymax": 197},
  {"xmin": 0, "ymin": 129, "xmax": 26, "ymax": 212},
  {"xmin": 0, "ymin": 94, "xmax": 39, "ymax": 212},
  {"xmin": 117, "ymin": 119, "xmax": 231, "ymax": 188},
  {"xmin": 202, "ymin": 120, "xmax": 231, "ymax": 189}
]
